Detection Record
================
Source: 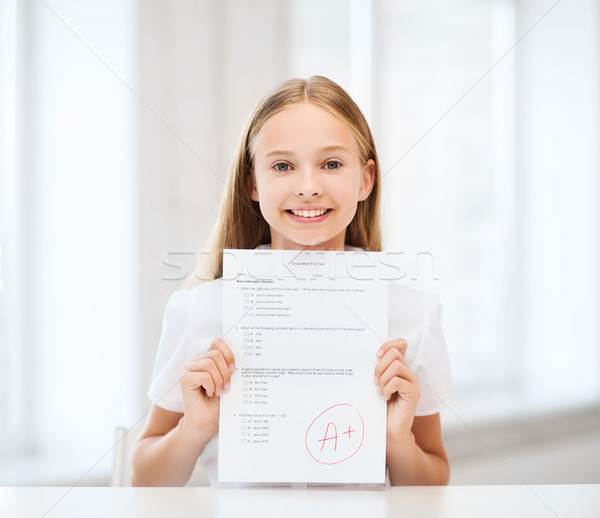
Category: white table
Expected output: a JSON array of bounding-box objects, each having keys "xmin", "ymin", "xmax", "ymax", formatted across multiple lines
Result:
[{"xmin": 1, "ymin": 485, "xmax": 598, "ymax": 518}]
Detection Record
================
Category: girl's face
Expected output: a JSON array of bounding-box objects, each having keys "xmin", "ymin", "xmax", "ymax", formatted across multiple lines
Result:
[{"xmin": 250, "ymin": 102, "xmax": 375, "ymax": 250}]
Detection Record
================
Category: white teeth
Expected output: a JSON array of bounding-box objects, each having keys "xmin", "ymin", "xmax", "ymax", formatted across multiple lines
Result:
[{"xmin": 290, "ymin": 208, "xmax": 328, "ymax": 218}]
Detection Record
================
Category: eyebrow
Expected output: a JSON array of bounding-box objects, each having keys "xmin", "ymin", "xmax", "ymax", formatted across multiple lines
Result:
[{"xmin": 264, "ymin": 145, "xmax": 352, "ymax": 158}]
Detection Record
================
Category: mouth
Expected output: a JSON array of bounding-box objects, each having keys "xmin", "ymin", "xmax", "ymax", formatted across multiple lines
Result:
[{"xmin": 285, "ymin": 208, "xmax": 332, "ymax": 222}]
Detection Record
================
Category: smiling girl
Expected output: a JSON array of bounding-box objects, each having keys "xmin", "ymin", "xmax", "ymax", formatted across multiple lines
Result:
[{"xmin": 131, "ymin": 76, "xmax": 453, "ymax": 487}]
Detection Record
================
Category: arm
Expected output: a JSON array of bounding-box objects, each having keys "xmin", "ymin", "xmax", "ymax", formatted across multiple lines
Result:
[
  {"xmin": 131, "ymin": 406, "xmax": 209, "ymax": 487},
  {"xmin": 386, "ymin": 413, "xmax": 449, "ymax": 485},
  {"xmin": 131, "ymin": 338, "xmax": 235, "ymax": 486},
  {"xmin": 375, "ymin": 339, "xmax": 450, "ymax": 486}
]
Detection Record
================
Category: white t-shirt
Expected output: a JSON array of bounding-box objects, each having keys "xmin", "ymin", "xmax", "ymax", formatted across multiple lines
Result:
[{"xmin": 148, "ymin": 274, "xmax": 453, "ymax": 486}]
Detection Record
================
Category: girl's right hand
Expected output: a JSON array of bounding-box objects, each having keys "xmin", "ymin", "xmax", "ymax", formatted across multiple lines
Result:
[{"xmin": 179, "ymin": 338, "xmax": 235, "ymax": 442}]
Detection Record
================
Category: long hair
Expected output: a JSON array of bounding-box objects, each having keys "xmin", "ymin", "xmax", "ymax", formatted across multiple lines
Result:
[{"xmin": 184, "ymin": 76, "xmax": 381, "ymax": 287}]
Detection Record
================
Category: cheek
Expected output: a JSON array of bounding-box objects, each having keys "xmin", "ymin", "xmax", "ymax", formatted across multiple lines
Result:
[
  {"xmin": 330, "ymin": 181, "xmax": 358, "ymax": 214},
  {"xmin": 335, "ymin": 177, "xmax": 362, "ymax": 204},
  {"xmin": 255, "ymin": 180, "xmax": 282, "ymax": 213}
]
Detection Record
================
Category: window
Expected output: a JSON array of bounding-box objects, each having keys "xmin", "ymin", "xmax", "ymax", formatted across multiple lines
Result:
[
  {"xmin": 0, "ymin": 0, "xmax": 29, "ymax": 458},
  {"xmin": 0, "ymin": 0, "xmax": 138, "ymax": 484},
  {"xmin": 283, "ymin": 0, "xmax": 600, "ymax": 418}
]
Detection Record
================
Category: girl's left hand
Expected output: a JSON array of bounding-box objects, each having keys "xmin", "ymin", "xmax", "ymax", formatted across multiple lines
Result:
[{"xmin": 374, "ymin": 338, "xmax": 420, "ymax": 443}]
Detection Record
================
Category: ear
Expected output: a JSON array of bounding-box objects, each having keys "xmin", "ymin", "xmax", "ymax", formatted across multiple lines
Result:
[
  {"xmin": 248, "ymin": 173, "xmax": 259, "ymax": 201},
  {"xmin": 358, "ymin": 159, "xmax": 376, "ymax": 201}
]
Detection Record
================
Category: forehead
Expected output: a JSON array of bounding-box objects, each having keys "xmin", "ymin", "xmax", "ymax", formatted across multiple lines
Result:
[{"xmin": 252, "ymin": 102, "xmax": 359, "ymax": 156}]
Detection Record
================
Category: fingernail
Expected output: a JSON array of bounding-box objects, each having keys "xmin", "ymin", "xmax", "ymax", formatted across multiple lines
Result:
[
  {"xmin": 374, "ymin": 376, "xmax": 378, "ymax": 385},
  {"xmin": 224, "ymin": 382, "xmax": 231, "ymax": 391},
  {"xmin": 377, "ymin": 387, "xmax": 383, "ymax": 396},
  {"xmin": 216, "ymin": 388, "xmax": 222, "ymax": 396},
  {"xmin": 376, "ymin": 349, "xmax": 383, "ymax": 358},
  {"xmin": 229, "ymin": 363, "xmax": 236, "ymax": 373}
]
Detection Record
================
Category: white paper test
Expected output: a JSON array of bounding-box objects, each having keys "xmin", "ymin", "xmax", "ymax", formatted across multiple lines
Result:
[{"xmin": 218, "ymin": 249, "xmax": 389, "ymax": 484}]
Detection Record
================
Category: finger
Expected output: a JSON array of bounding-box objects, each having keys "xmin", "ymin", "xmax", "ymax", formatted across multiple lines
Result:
[
  {"xmin": 184, "ymin": 356, "xmax": 206, "ymax": 371},
  {"xmin": 208, "ymin": 337, "xmax": 236, "ymax": 371},
  {"xmin": 374, "ymin": 347, "xmax": 408, "ymax": 380},
  {"xmin": 376, "ymin": 338, "xmax": 407, "ymax": 359},
  {"xmin": 204, "ymin": 349, "xmax": 233, "ymax": 390},
  {"xmin": 377, "ymin": 358, "xmax": 417, "ymax": 392},
  {"xmin": 185, "ymin": 341, "xmax": 235, "ymax": 375},
  {"xmin": 182, "ymin": 357, "xmax": 224, "ymax": 396},
  {"xmin": 381, "ymin": 376, "xmax": 420, "ymax": 402},
  {"xmin": 181, "ymin": 370, "xmax": 216, "ymax": 397}
]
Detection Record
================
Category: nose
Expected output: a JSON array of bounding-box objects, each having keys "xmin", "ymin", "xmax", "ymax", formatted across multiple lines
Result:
[{"xmin": 295, "ymin": 167, "xmax": 323, "ymax": 198}]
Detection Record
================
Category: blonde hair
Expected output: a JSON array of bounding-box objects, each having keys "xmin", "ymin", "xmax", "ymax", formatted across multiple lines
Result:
[{"xmin": 184, "ymin": 75, "xmax": 381, "ymax": 287}]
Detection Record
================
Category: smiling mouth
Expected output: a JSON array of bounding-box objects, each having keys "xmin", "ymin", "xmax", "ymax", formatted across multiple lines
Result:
[{"xmin": 286, "ymin": 208, "xmax": 331, "ymax": 218}]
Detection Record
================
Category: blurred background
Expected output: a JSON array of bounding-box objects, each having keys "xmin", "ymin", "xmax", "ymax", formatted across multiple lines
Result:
[{"xmin": 1, "ymin": 0, "xmax": 599, "ymax": 486}]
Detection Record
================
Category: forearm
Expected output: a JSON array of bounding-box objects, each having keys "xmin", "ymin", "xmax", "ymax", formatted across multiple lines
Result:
[
  {"xmin": 387, "ymin": 432, "xmax": 449, "ymax": 486},
  {"xmin": 131, "ymin": 417, "xmax": 210, "ymax": 487}
]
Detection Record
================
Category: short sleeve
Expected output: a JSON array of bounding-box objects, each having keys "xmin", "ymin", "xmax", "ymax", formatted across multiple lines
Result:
[
  {"xmin": 147, "ymin": 290, "xmax": 192, "ymax": 413},
  {"xmin": 148, "ymin": 280, "xmax": 223, "ymax": 413},
  {"xmin": 413, "ymin": 293, "xmax": 453, "ymax": 416}
]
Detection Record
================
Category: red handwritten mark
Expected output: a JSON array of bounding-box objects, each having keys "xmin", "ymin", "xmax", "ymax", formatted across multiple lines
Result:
[
  {"xmin": 318, "ymin": 422, "xmax": 338, "ymax": 451},
  {"xmin": 305, "ymin": 404, "xmax": 365, "ymax": 465},
  {"xmin": 343, "ymin": 426, "xmax": 356, "ymax": 439}
]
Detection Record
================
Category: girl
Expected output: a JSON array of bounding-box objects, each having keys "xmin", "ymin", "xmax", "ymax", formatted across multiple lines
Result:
[{"xmin": 131, "ymin": 76, "xmax": 453, "ymax": 487}]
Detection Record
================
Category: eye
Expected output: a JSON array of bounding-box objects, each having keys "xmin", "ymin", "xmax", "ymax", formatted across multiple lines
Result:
[
  {"xmin": 274, "ymin": 162, "xmax": 291, "ymax": 172},
  {"xmin": 324, "ymin": 160, "xmax": 341, "ymax": 170}
]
